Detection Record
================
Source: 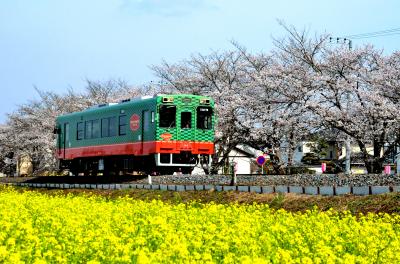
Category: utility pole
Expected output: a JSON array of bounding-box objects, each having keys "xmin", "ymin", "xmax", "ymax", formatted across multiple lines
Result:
[
  {"xmin": 397, "ymin": 145, "xmax": 400, "ymax": 176},
  {"xmin": 329, "ymin": 37, "xmax": 352, "ymax": 50},
  {"xmin": 330, "ymin": 36, "xmax": 353, "ymax": 175},
  {"xmin": 345, "ymin": 138, "xmax": 351, "ymax": 175}
]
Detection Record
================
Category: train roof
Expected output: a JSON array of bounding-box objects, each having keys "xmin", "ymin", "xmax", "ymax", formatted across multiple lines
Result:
[{"xmin": 56, "ymin": 94, "xmax": 213, "ymax": 121}]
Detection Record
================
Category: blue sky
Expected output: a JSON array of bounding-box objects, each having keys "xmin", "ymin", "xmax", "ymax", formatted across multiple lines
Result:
[{"xmin": 0, "ymin": 0, "xmax": 399, "ymax": 123}]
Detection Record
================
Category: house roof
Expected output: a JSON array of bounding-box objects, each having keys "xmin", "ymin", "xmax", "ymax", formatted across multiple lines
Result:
[{"xmin": 234, "ymin": 144, "xmax": 262, "ymax": 158}]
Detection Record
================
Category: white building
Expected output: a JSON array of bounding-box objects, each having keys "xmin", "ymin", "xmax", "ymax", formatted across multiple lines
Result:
[
  {"xmin": 280, "ymin": 141, "xmax": 339, "ymax": 164},
  {"xmin": 223, "ymin": 144, "xmax": 263, "ymax": 174},
  {"xmin": 192, "ymin": 144, "xmax": 262, "ymax": 175}
]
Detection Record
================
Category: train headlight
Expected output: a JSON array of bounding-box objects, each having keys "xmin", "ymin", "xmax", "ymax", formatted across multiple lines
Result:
[
  {"xmin": 200, "ymin": 98, "xmax": 210, "ymax": 104},
  {"xmin": 162, "ymin": 97, "xmax": 174, "ymax": 103}
]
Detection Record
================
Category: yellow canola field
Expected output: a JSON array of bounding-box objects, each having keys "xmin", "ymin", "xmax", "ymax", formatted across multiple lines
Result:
[{"xmin": 0, "ymin": 187, "xmax": 399, "ymax": 263}]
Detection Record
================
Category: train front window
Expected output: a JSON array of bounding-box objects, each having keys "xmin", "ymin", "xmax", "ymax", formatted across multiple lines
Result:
[
  {"xmin": 159, "ymin": 105, "xmax": 176, "ymax": 128},
  {"xmin": 197, "ymin": 107, "xmax": 213, "ymax": 129}
]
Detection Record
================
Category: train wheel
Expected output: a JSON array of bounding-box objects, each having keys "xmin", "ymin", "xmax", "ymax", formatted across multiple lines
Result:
[
  {"xmin": 69, "ymin": 169, "xmax": 79, "ymax": 176},
  {"xmin": 159, "ymin": 168, "xmax": 174, "ymax": 175},
  {"xmin": 181, "ymin": 167, "xmax": 193, "ymax": 175}
]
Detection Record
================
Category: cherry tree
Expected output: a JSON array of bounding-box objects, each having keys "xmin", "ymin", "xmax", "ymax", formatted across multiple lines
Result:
[
  {"xmin": 152, "ymin": 47, "xmax": 314, "ymax": 174},
  {"xmin": 234, "ymin": 43, "xmax": 319, "ymax": 171},
  {"xmin": 152, "ymin": 51, "xmax": 256, "ymax": 173},
  {"xmin": 2, "ymin": 26, "xmax": 399, "ymax": 176},
  {"xmin": 272, "ymin": 23, "xmax": 400, "ymax": 173},
  {"xmin": 0, "ymin": 79, "xmax": 148, "ymax": 174}
]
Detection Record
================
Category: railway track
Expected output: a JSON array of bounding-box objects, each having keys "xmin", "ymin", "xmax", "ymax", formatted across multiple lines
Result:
[
  {"xmin": 0, "ymin": 175, "xmax": 150, "ymax": 185},
  {"xmin": 1, "ymin": 175, "xmax": 400, "ymax": 196}
]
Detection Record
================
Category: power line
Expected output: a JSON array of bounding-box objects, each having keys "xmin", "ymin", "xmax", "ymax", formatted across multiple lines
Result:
[
  {"xmin": 350, "ymin": 31, "xmax": 400, "ymax": 40},
  {"xmin": 342, "ymin": 27, "xmax": 400, "ymax": 39},
  {"xmin": 343, "ymin": 27, "xmax": 400, "ymax": 38},
  {"xmin": 331, "ymin": 27, "xmax": 400, "ymax": 49}
]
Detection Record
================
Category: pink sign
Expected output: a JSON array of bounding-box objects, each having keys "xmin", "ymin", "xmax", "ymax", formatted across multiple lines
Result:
[
  {"xmin": 384, "ymin": 165, "xmax": 391, "ymax": 175},
  {"xmin": 321, "ymin": 163, "xmax": 327, "ymax": 173}
]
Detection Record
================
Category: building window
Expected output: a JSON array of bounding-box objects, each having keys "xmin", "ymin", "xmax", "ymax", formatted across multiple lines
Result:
[
  {"xmin": 298, "ymin": 146, "xmax": 303, "ymax": 152},
  {"xmin": 119, "ymin": 115, "xmax": 127, "ymax": 135},
  {"xmin": 77, "ymin": 122, "xmax": 84, "ymax": 140}
]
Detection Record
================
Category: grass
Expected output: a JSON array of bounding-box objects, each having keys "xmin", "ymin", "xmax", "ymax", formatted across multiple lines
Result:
[{"xmin": 13, "ymin": 186, "xmax": 400, "ymax": 215}]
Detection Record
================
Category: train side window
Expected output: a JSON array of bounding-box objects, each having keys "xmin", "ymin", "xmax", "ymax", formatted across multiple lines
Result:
[
  {"xmin": 102, "ymin": 117, "xmax": 117, "ymax": 137},
  {"xmin": 92, "ymin": 119, "xmax": 100, "ymax": 138},
  {"xmin": 101, "ymin": 118, "xmax": 109, "ymax": 137},
  {"xmin": 181, "ymin": 112, "xmax": 191, "ymax": 128},
  {"xmin": 119, "ymin": 115, "xmax": 127, "ymax": 135},
  {"xmin": 77, "ymin": 122, "xmax": 84, "ymax": 140},
  {"xmin": 143, "ymin": 111, "xmax": 150, "ymax": 132},
  {"xmin": 109, "ymin": 116, "xmax": 117, "ymax": 136},
  {"xmin": 151, "ymin": 111, "xmax": 155, "ymax": 123},
  {"xmin": 64, "ymin": 123, "xmax": 70, "ymax": 146},
  {"xmin": 85, "ymin": 121, "xmax": 92, "ymax": 139},
  {"xmin": 197, "ymin": 107, "xmax": 213, "ymax": 129},
  {"xmin": 159, "ymin": 105, "xmax": 176, "ymax": 128}
]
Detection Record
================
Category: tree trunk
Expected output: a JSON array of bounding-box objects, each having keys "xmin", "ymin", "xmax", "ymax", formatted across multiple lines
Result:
[
  {"xmin": 358, "ymin": 141, "xmax": 373, "ymax": 173},
  {"xmin": 286, "ymin": 131, "xmax": 296, "ymax": 174},
  {"xmin": 372, "ymin": 139, "xmax": 384, "ymax": 174},
  {"xmin": 360, "ymin": 139, "xmax": 384, "ymax": 174},
  {"xmin": 270, "ymin": 153, "xmax": 282, "ymax": 174},
  {"xmin": 345, "ymin": 137, "xmax": 351, "ymax": 175}
]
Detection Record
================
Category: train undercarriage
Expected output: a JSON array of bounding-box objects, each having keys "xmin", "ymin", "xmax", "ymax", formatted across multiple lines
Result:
[{"xmin": 59, "ymin": 153, "xmax": 212, "ymax": 176}]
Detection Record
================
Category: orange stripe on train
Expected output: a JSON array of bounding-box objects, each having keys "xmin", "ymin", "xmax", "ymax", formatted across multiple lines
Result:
[{"xmin": 57, "ymin": 141, "xmax": 214, "ymax": 160}]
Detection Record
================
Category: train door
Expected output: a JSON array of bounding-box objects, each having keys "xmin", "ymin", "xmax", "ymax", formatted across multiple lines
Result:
[
  {"xmin": 55, "ymin": 124, "xmax": 62, "ymax": 158},
  {"xmin": 141, "ymin": 110, "xmax": 150, "ymax": 154},
  {"xmin": 63, "ymin": 123, "xmax": 69, "ymax": 159},
  {"xmin": 179, "ymin": 108, "xmax": 194, "ymax": 142}
]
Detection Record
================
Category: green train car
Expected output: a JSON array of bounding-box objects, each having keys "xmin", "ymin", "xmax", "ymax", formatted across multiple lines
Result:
[{"xmin": 55, "ymin": 94, "xmax": 215, "ymax": 175}]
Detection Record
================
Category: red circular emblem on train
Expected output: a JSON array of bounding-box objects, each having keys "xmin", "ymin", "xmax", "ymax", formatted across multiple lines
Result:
[{"xmin": 130, "ymin": 114, "xmax": 140, "ymax": 131}]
